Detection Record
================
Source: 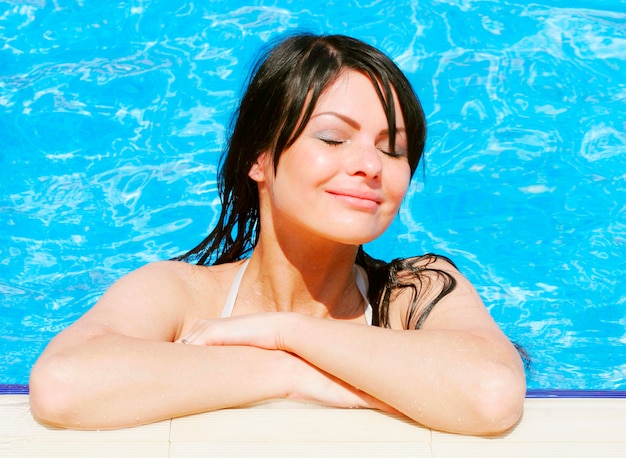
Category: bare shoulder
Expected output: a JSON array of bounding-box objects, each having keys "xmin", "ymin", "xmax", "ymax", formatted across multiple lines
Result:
[
  {"xmin": 96, "ymin": 260, "xmax": 248, "ymax": 332},
  {"xmin": 402, "ymin": 253, "xmax": 460, "ymax": 274},
  {"xmin": 387, "ymin": 254, "xmax": 499, "ymax": 332},
  {"xmin": 44, "ymin": 260, "xmax": 245, "ymax": 350}
]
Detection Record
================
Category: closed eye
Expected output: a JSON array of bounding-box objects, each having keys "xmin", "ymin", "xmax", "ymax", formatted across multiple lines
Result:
[
  {"xmin": 314, "ymin": 129, "xmax": 349, "ymax": 147},
  {"xmin": 322, "ymin": 138, "xmax": 344, "ymax": 146},
  {"xmin": 377, "ymin": 145, "xmax": 407, "ymax": 158}
]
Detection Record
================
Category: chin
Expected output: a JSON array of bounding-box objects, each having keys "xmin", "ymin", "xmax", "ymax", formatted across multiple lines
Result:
[{"xmin": 322, "ymin": 226, "xmax": 388, "ymax": 246}]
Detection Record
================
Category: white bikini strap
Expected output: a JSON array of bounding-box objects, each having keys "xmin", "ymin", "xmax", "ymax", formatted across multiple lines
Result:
[
  {"xmin": 220, "ymin": 259, "xmax": 249, "ymax": 318},
  {"xmin": 355, "ymin": 265, "xmax": 373, "ymax": 326},
  {"xmin": 221, "ymin": 260, "xmax": 372, "ymax": 325}
]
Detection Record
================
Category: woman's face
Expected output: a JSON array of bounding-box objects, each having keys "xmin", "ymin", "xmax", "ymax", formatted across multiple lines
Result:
[{"xmin": 252, "ymin": 70, "xmax": 411, "ymax": 246}]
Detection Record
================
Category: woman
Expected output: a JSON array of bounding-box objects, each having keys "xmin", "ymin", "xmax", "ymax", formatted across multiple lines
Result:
[{"xmin": 29, "ymin": 33, "xmax": 526, "ymax": 435}]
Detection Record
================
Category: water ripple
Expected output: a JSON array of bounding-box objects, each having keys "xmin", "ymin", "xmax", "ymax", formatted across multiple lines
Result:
[{"xmin": 2, "ymin": 0, "xmax": 625, "ymax": 389}]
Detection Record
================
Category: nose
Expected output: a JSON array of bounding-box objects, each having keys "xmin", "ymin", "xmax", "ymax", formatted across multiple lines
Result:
[{"xmin": 347, "ymin": 142, "xmax": 383, "ymax": 180}]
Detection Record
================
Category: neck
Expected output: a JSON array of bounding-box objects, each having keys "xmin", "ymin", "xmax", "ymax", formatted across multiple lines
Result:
[{"xmin": 244, "ymin": 232, "xmax": 364, "ymax": 319}]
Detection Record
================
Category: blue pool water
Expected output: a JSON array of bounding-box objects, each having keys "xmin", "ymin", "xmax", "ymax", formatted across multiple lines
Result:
[{"xmin": 1, "ymin": 0, "xmax": 625, "ymax": 392}]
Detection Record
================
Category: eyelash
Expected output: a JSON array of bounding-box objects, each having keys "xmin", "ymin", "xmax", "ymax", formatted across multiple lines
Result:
[
  {"xmin": 382, "ymin": 148, "xmax": 407, "ymax": 158},
  {"xmin": 321, "ymin": 138, "xmax": 344, "ymax": 146},
  {"xmin": 320, "ymin": 137, "xmax": 407, "ymax": 158}
]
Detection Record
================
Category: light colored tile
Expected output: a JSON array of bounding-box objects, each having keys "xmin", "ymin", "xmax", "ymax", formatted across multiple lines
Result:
[
  {"xmin": 3, "ymin": 395, "xmax": 626, "ymax": 458},
  {"xmin": 430, "ymin": 398, "xmax": 626, "ymax": 458},
  {"xmin": 508, "ymin": 398, "xmax": 626, "ymax": 442},
  {"xmin": 432, "ymin": 442, "xmax": 626, "ymax": 458},
  {"xmin": 0, "ymin": 395, "xmax": 170, "ymax": 443},
  {"xmin": 170, "ymin": 441, "xmax": 432, "ymax": 458},
  {"xmin": 0, "ymin": 439, "xmax": 169, "ymax": 458},
  {"xmin": 170, "ymin": 400, "xmax": 431, "ymax": 443}
]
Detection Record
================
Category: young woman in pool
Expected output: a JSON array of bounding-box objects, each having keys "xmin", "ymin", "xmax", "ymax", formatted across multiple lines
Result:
[{"xmin": 29, "ymin": 33, "xmax": 526, "ymax": 434}]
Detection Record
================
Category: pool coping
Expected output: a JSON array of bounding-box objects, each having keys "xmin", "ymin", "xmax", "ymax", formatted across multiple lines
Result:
[
  {"xmin": 2, "ymin": 394, "xmax": 626, "ymax": 457},
  {"xmin": 2, "ymin": 383, "xmax": 625, "ymax": 398}
]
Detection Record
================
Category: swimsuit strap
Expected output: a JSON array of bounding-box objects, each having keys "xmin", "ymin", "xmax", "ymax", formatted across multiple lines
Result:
[
  {"xmin": 220, "ymin": 259, "xmax": 249, "ymax": 319},
  {"xmin": 220, "ymin": 259, "xmax": 373, "ymax": 325},
  {"xmin": 355, "ymin": 265, "xmax": 373, "ymax": 326}
]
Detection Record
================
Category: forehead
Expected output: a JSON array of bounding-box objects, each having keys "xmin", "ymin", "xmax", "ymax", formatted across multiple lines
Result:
[{"xmin": 313, "ymin": 70, "xmax": 405, "ymax": 126}]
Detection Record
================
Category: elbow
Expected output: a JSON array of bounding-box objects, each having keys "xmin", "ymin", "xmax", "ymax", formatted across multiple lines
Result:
[
  {"xmin": 467, "ymin": 363, "xmax": 526, "ymax": 435},
  {"xmin": 29, "ymin": 356, "xmax": 82, "ymax": 429}
]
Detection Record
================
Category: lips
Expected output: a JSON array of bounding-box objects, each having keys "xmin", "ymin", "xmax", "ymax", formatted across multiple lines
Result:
[{"xmin": 326, "ymin": 188, "xmax": 383, "ymax": 210}]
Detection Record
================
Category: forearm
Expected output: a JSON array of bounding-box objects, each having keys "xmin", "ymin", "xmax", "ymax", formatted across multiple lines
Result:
[
  {"xmin": 29, "ymin": 334, "xmax": 289, "ymax": 429},
  {"xmin": 282, "ymin": 316, "xmax": 526, "ymax": 434}
]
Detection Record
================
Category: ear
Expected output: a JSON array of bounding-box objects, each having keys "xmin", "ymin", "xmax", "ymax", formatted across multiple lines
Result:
[{"xmin": 248, "ymin": 152, "xmax": 271, "ymax": 182}]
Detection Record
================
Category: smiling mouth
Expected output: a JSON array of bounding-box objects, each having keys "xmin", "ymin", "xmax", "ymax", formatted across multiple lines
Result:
[{"xmin": 326, "ymin": 190, "xmax": 382, "ymax": 210}]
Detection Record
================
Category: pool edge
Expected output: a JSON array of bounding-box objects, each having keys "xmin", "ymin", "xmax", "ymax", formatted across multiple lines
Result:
[
  {"xmin": 0, "ymin": 384, "xmax": 29, "ymax": 394},
  {"xmin": 1, "ymin": 384, "xmax": 625, "ymax": 398},
  {"xmin": 525, "ymin": 389, "xmax": 626, "ymax": 398}
]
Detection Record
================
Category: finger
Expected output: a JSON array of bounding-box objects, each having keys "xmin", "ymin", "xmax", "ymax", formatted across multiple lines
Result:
[{"xmin": 176, "ymin": 334, "xmax": 197, "ymax": 345}]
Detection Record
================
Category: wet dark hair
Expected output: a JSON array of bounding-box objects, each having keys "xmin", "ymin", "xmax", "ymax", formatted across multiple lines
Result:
[{"xmin": 175, "ymin": 33, "xmax": 457, "ymax": 330}]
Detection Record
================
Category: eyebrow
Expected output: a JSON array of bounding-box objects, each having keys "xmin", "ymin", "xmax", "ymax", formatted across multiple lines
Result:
[
  {"xmin": 312, "ymin": 111, "xmax": 361, "ymax": 129},
  {"xmin": 311, "ymin": 111, "xmax": 406, "ymax": 134}
]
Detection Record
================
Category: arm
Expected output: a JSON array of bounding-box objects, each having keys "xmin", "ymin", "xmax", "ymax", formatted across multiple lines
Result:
[
  {"xmin": 182, "ymin": 259, "xmax": 526, "ymax": 435},
  {"xmin": 29, "ymin": 262, "xmax": 292, "ymax": 429},
  {"xmin": 282, "ymin": 315, "xmax": 526, "ymax": 435},
  {"xmin": 30, "ymin": 261, "xmax": 390, "ymax": 429},
  {"xmin": 30, "ymin": 261, "xmax": 395, "ymax": 429}
]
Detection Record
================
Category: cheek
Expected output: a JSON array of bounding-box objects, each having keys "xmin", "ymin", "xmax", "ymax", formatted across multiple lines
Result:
[
  {"xmin": 272, "ymin": 149, "xmax": 332, "ymax": 200},
  {"xmin": 388, "ymin": 163, "xmax": 411, "ymax": 202},
  {"xmin": 305, "ymin": 148, "xmax": 336, "ymax": 172},
  {"xmin": 287, "ymin": 149, "xmax": 336, "ymax": 185}
]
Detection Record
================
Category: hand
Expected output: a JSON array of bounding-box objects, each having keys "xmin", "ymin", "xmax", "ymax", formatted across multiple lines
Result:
[
  {"xmin": 176, "ymin": 312, "xmax": 289, "ymax": 350},
  {"xmin": 177, "ymin": 314, "xmax": 397, "ymax": 414},
  {"xmin": 286, "ymin": 355, "xmax": 399, "ymax": 414}
]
